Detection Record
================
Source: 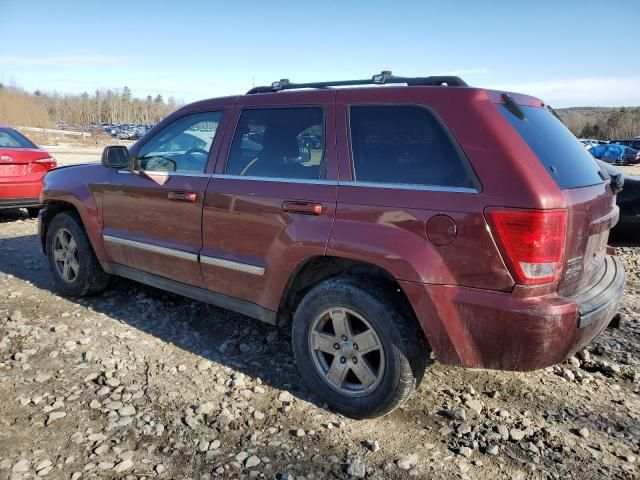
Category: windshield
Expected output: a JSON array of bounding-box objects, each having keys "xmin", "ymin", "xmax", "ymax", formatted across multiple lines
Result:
[
  {"xmin": 0, "ymin": 128, "xmax": 38, "ymax": 149},
  {"xmin": 499, "ymin": 105, "xmax": 604, "ymax": 189}
]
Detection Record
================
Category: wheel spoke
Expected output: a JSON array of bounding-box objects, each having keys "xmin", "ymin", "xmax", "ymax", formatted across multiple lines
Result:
[
  {"xmin": 351, "ymin": 358, "xmax": 378, "ymax": 388},
  {"xmin": 326, "ymin": 357, "xmax": 349, "ymax": 388},
  {"xmin": 57, "ymin": 232, "xmax": 69, "ymax": 249},
  {"xmin": 352, "ymin": 330, "xmax": 380, "ymax": 354},
  {"xmin": 53, "ymin": 249, "xmax": 65, "ymax": 262},
  {"xmin": 68, "ymin": 257, "xmax": 80, "ymax": 276},
  {"xmin": 329, "ymin": 309, "xmax": 351, "ymax": 338},
  {"xmin": 311, "ymin": 331, "xmax": 337, "ymax": 354},
  {"xmin": 67, "ymin": 236, "xmax": 77, "ymax": 254},
  {"xmin": 62, "ymin": 261, "xmax": 71, "ymax": 281}
]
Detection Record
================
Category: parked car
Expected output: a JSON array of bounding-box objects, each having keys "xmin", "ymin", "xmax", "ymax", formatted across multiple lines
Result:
[
  {"xmin": 0, "ymin": 125, "xmax": 57, "ymax": 217},
  {"xmin": 600, "ymin": 161, "xmax": 640, "ymax": 237},
  {"xmin": 38, "ymin": 72, "xmax": 625, "ymax": 418},
  {"xmin": 610, "ymin": 138, "xmax": 640, "ymax": 151},
  {"xmin": 590, "ymin": 144, "xmax": 640, "ymax": 165}
]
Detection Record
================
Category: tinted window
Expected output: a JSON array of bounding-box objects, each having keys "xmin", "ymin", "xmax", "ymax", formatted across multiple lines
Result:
[
  {"xmin": 349, "ymin": 105, "xmax": 477, "ymax": 189},
  {"xmin": 136, "ymin": 111, "xmax": 222, "ymax": 173},
  {"xmin": 0, "ymin": 128, "xmax": 37, "ymax": 149},
  {"xmin": 499, "ymin": 105, "xmax": 604, "ymax": 189},
  {"xmin": 226, "ymin": 108, "xmax": 325, "ymax": 180}
]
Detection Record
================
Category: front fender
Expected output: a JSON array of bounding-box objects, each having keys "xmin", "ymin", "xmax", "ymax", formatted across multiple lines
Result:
[{"xmin": 41, "ymin": 164, "xmax": 107, "ymax": 259}]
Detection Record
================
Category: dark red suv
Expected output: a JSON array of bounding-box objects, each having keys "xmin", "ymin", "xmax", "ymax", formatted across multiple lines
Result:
[{"xmin": 38, "ymin": 72, "xmax": 625, "ymax": 418}]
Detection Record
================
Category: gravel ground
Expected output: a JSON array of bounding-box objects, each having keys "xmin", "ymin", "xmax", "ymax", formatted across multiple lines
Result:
[{"xmin": 0, "ymin": 211, "xmax": 639, "ymax": 480}]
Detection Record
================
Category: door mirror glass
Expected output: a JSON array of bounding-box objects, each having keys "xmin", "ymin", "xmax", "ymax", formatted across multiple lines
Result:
[
  {"xmin": 298, "ymin": 146, "xmax": 311, "ymax": 162},
  {"xmin": 102, "ymin": 146, "xmax": 130, "ymax": 169}
]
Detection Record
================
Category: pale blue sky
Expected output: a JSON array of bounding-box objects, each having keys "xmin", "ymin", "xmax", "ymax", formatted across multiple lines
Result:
[{"xmin": 1, "ymin": 0, "xmax": 639, "ymax": 107}]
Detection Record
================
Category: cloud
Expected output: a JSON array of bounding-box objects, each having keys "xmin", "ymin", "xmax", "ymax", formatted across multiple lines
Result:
[
  {"xmin": 490, "ymin": 75, "xmax": 640, "ymax": 107},
  {"xmin": 0, "ymin": 55, "xmax": 127, "ymax": 66}
]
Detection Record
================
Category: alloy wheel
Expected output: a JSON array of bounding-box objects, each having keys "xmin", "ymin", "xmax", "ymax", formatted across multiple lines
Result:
[
  {"xmin": 52, "ymin": 228, "xmax": 80, "ymax": 283},
  {"xmin": 308, "ymin": 307, "xmax": 385, "ymax": 397}
]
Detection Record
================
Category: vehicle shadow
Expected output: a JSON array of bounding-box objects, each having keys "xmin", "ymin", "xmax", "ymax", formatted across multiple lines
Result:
[{"xmin": 0, "ymin": 230, "xmax": 319, "ymax": 406}]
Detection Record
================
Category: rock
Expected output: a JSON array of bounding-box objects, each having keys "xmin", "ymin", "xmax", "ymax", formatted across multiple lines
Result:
[
  {"xmin": 46, "ymin": 411, "xmax": 67, "ymax": 425},
  {"xmin": 458, "ymin": 446, "xmax": 473, "ymax": 458},
  {"xmin": 198, "ymin": 440, "xmax": 210, "ymax": 452},
  {"xmin": 177, "ymin": 364, "xmax": 187, "ymax": 372},
  {"xmin": 245, "ymin": 456, "xmax": 261, "ymax": 468},
  {"xmin": 622, "ymin": 455, "xmax": 636, "ymax": 463},
  {"xmin": 196, "ymin": 401, "xmax": 215, "ymax": 415},
  {"xmin": 397, "ymin": 453, "xmax": 418, "ymax": 470},
  {"xmin": 486, "ymin": 445, "xmax": 499, "ymax": 456},
  {"xmin": 509, "ymin": 428, "xmax": 526, "ymax": 441},
  {"xmin": 197, "ymin": 360, "xmax": 211, "ymax": 371},
  {"xmin": 235, "ymin": 451, "xmax": 249, "ymax": 463},
  {"xmin": 346, "ymin": 461, "xmax": 366, "ymax": 478},
  {"xmin": 563, "ymin": 369, "xmax": 576, "ymax": 382},
  {"xmin": 12, "ymin": 459, "xmax": 30, "ymax": 473},
  {"xmin": 294, "ymin": 428, "xmax": 305, "ymax": 437},
  {"xmin": 89, "ymin": 399, "xmax": 101, "ymax": 409},
  {"xmin": 577, "ymin": 427, "xmax": 590, "ymax": 438},
  {"xmin": 155, "ymin": 464, "xmax": 165, "ymax": 474},
  {"xmin": 113, "ymin": 459, "xmax": 133, "ymax": 473},
  {"xmin": 210, "ymin": 439, "xmax": 221, "ymax": 449},
  {"xmin": 35, "ymin": 373, "xmax": 52, "ymax": 383},
  {"xmin": 465, "ymin": 399, "xmax": 483, "ymax": 414},
  {"xmin": 278, "ymin": 391, "xmax": 294, "ymax": 403},
  {"xmin": 254, "ymin": 411, "xmax": 265, "ymax": 420},
  {"xmin": 366, "ymin": 440, "xmax": 380, "ymax": 452},
  {"xmin": 118, "ymin": 405, "xmax": 136, "ymax": 417}
]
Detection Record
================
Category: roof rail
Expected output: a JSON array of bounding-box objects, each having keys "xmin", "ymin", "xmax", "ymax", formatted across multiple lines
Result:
[{"xmin": 246, "ymin": 71, "xmax": 468, "ymax": 94}]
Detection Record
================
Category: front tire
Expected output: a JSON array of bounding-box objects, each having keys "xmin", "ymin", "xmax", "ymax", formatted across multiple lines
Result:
[
  {"xmin": 46, "ymin": 211, "xmax": 110, "ymax": 296},
  {"xmin": 292, "ymin": 277, "xmax": 428, "ymax": 419}
]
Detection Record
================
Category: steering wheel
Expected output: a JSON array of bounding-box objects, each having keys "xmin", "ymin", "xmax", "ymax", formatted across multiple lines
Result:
[{"xmin": 184, "ymin": 148, "xmax": 209, "ymax": 156}]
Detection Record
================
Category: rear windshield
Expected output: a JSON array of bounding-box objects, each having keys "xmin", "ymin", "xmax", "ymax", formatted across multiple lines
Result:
[
  {"xmin": 0, "ymin": 128, "xmax": 37, "ymax": 149},
  {"xmin": 499, "ymin": 105, "xmax": 604, "ymax": 189}
]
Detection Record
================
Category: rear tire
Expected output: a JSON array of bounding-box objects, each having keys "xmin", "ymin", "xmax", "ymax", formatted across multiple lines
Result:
[
  {"xmin": 46, "ymin": 211, "xmax": 110, "ymax": 296},
  {"xmin": 291, "ymin": 276, "xmax": 428, "ymax": 419}
]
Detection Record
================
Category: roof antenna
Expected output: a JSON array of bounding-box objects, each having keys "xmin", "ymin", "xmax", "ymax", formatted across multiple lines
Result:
[{"xmin": 372, "ymin": 71, "xmax": 393, "ymax": 84}]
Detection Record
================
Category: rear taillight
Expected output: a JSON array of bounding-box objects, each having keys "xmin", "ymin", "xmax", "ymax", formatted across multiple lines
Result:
[
  {"xmin": 486, "ymin": 208, "xmax": 567, "ymax": 285},
  {"xmin": 27, "ymin": 157, "xmax": 57, "ymax": 173}
]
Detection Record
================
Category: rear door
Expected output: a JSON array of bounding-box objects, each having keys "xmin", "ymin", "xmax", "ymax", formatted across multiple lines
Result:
[
  {"xmin": 201, "ymin": 92, "xmax": 337, "ymax": 311},
  {"xmin": 498, "ymin": 104, "xmax": 615, "ymax": 295},
  {"xmin": 101, "ymin": 110, "xmax": 226, "ymax": 287}
]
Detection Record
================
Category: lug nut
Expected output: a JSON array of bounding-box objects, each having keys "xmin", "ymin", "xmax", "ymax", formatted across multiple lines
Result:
[
  {"xmin": 340, "ymin": 357, "xmax": 346, "ymax": 364},
  {"xmin": 352, "ymin": 357, "xmax": 358, "ymax": 364},
  {"xmin": 353, "ymin": 344, "xmax": 359, "ymax": 350},
  {"xmin": 342, "ymin": 335, "xmax": 348, "ymax": 341},
  {"xmin": 333, "ymin": 343, "xmax": 340, "ymax": 350}
]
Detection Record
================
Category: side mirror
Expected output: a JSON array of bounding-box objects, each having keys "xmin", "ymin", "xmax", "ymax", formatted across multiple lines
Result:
[
  {"xmin": 101, "ymin": 146, "xmax": 130, "ymax": 169},
  {"xmin": 298, "ymin": 146, "xmax": 311, "ymax": 162}
]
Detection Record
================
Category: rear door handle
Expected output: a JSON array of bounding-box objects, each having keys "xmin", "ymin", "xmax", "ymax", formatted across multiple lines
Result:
[
  {"xmin": 282, "ymin": 201, "xmax": 323, "ymax": 215},
  {"xmin": 168, "ymin": 191, "xmax": 198, "ymax": 202}
]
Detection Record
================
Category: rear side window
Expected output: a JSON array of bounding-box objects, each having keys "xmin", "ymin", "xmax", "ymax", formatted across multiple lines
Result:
[
  {"xmin": 348, "ymin": 105, "xmax": 477, "ymax": 189},
  {"xmin": 225, "ymin": 107, "xmax": 325, "ymax": 180},
  {"xmin": 0, "ymin": 128, "xmax": 37, "ymax": 149},
  {"xmin": 499, "ymin": 105, "xmax": 604, "ymax": 189}
]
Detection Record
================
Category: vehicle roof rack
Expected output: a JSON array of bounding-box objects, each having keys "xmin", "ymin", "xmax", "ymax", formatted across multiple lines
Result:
[{"xmin": 246, "ymin": 71, "xmax": 468, "ymax": 94}]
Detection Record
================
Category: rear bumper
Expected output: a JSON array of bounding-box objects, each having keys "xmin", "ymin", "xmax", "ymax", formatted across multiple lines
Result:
[
  {"xmin": 0, "ymin": 197, "xmax": 41, "ymax": 209},
  {"xmin": 402, "ymin": 255, "xmax": 625, "ymax": 371},
  {"xmin": 0, "ymin": 177, "xmax": 44, "ymax": 203}
]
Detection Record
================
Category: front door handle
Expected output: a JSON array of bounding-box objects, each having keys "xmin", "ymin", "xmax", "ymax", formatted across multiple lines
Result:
[
  {"xmin": 168, "ymin": 191, "xmax": 197, "ymax": 202},
  {"xmin": 282, "ymin": 201, "xmax": 323, "ymax": 215}
]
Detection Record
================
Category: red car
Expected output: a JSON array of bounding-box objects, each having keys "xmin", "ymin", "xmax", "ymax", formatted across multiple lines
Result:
[
  {"xmin": 0, "ymin": 126, "xmax": 57, "ymax": 217},
  {"xmin": 38, "ymin": 73, "xmax": 625, "ymax": 418}
]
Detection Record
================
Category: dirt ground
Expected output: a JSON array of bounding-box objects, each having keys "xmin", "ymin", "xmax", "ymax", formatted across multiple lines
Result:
[{"xmin": 0, "ymin": 207, "xmax": 639, "ymax": 480}]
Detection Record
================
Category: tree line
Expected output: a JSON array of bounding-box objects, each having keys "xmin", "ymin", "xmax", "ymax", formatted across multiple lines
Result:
[
  {"xmin": 0, "ymin": 84, "xmax": 182, "ymax": 129},
  {"xmin": 556, "ymin": 107, "xmax": 640, "ymax": 140}
]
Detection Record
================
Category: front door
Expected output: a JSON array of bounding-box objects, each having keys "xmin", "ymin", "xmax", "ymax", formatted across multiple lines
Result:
[
  {"xmin": 201, "ymin": 93, "xmax": 338, "ymax": 311},
  {"xmin": 101, "ymin": 110, "xmax": 225, "ymax": 287}
]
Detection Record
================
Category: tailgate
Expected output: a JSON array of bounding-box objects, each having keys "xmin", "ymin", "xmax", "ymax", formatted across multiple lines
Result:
[{"xmin": 559, "ymin": 182, "xmax": 617, "ymax": 296}]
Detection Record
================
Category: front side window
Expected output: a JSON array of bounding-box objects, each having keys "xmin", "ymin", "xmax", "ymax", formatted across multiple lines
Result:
[
  {"xmin": 349, "ymin": 105, "xmax": 477, "ymax": 189},
  {"xmin": 136, "ymin": 111, "xmax": 223, "ymax": 173},
  {"xmin": 225, "ymin": 107, "xmax": 325, "ymax": 180}
]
